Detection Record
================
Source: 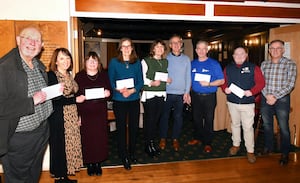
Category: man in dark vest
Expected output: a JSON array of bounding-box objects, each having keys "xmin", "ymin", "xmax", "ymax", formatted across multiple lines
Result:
[{"xmin": 221, "ymin": 46, "xmax": 265, "ymax": 163}]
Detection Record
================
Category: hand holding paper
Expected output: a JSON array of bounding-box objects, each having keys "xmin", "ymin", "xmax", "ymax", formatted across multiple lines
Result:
[
  {"xmin": 154, "ymin": 72, "xmax": 168, "ymax": 82},
  {"xmin": 228, "ymin": 83, "xmax": 245, "ymax": 98},
  {"xmin": 33, "ymin": 91, "xmax": 47, "ymax": 105},
  {"xmin": 42, "ymin": 83, "xmax": 63, "ymax": 100},
  {"xmin": 194, "ymin": 73, "xmax": 211, "ymax": 82},
  {"xmin": 116, "ymin": 78, "xmax": 134, "ymax": 89},
  {"xmin": 85, "ymin": 88, "xmax": 105, "ymax": 100}
]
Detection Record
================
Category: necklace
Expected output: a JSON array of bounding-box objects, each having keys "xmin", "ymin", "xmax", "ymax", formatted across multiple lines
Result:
[
  {"xmin": 87, "ymin": 72, "xmax": 99, "ymax": 81},
  {"xmin": 125, "ymin": 61, "xmax": 129, "ymax": 69},
  {"xmin": 154, "ymin": 56, "xmax": 162, "ymax": 68}
]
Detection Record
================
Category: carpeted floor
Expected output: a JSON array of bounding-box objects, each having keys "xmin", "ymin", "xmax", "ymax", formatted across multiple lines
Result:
[{"xmin": 102, "ymin": 112, "xmax": 299, "ymax": 166}]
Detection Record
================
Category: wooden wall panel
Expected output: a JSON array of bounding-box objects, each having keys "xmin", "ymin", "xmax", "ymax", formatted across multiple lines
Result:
[
  {"xmin": 75, "ymin": 0, "xmax": 205, "ymax": 16},
  {"xmin": 215, "ymin": 5, "xmax": 300, "ymax": 18},
  {"xmin": 0, "ymin": 20, "xmax": 16, "ymax": 58},
  {"xmin": 269, "ymin": 24, "xmax": 300, "ymax": 146},
  {"xmin": 15, "ymin": 21, "xmax": 68, "ymax": 70},
  {"xmin": 70, "ymin": 17, "xmax": 81, "ymax": 73}
]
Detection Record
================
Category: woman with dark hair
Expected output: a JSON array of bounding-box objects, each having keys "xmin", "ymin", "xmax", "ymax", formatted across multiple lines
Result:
[
  {"xmin": 75, "ymin": 51, "xmax": 111, "ymax": 176},
  {"xmin": 48, "ymin": 48, "xmax": 85, "ymax": 183},
  {"xmin": 108, "ymin": 38, "xmax": 143, "ymax": 170},
  {"xmin": 141, "ymin": 39, "xmax": 170, "ymax": 157}
]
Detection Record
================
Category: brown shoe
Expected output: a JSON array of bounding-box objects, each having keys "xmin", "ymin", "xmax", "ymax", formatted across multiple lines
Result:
[
  {"xmin": 173, "ymin": 139, "xmax": 180, "ymax": 151},
  {"xmin": 204, "ymin": 145, "xmax": 212, "ymax": 153},
  {"xmin": 247, "ymin": 152, "xmax": 256, "ymax": 163},
  {"xmin": 188, "ymin": 139, "xmax": 201, "ymax": 145},
  {"xmin": 159, "ymin": 138, "xmax": 166, "ymax": 150},
  {"xmin": 228, "ymin": 146, "xmax": 240, "ymax": 156}
]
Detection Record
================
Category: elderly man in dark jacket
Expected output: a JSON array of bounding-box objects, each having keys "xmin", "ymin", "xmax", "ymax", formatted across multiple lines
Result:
[{"xmin": 0, "ymin": 26, "xmax": 53, "ymax": 183}]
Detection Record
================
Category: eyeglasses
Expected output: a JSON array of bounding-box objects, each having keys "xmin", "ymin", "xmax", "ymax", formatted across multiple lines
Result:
[
  {"xmin": 121, "ymin": 45, "xmax": 132, "ymax": 49},
  {"xmin": 86, "ymin": 59, "xmax": 98, "ymax": 63},
  {"xmin": 170, "ymin": 41, "xmax": 182, "ymax": 45},
  {"xmin": 269, "ymin": 47, "xmax": 283, "ymax": 51},
  {"xmin": 20, "ymin": 35, "xmax": 42, "ymax": 44}
]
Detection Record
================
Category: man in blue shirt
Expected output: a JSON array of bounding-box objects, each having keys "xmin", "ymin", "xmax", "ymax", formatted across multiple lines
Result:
[
  {"xmin": 159, "ymin": 35, "xmax": 191, "ymax": 152},
  {"xmin": 188, "ymin": 40, "xmax": 224, "ymax": 153}
]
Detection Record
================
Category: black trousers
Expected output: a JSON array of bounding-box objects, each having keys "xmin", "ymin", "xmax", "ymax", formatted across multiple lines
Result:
[
  {"xmin": 191, "ymin": 92, "xmax": 216, "ymax": 145},
  {"xmin": 142, "ymin": 96, "xmax": 165, "ymax": 143},
  {"xmin": 113, "ymin": 100, "xmax": 140, "ymax": 159},
  {"xmin": 1, "ymin": 120, "xmax": 49, "ymax": 183}
]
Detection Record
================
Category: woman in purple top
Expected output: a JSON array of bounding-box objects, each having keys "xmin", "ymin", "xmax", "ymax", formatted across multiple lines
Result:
[{"xmin": 75, "ymin": 52, "xmax": 111, "ymax": 176}]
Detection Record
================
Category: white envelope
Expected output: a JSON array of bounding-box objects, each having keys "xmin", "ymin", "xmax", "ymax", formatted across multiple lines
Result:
[
  {"xmin": 85, "ymin": 87, "xmax": 105, "ymax": 100},
  {"xmin": 154, "ymin": 72, "xmax": 168, "ymax": 82},
  {"xmin": 229, "ymin": 83, "xmax": 245, "ymax": 98},
  {"xmin": 42, "ymin": 83, "xmax": 63, "ymax": 100},
  {"xmin": 194, "ymin": 73, "xmax": 211, "ymax": 82},
  {"xmin": 116, "ymin": 78, "xmax": 134, "ymax": 89}
]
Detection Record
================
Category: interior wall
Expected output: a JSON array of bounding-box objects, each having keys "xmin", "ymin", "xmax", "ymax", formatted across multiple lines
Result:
[{"xmin": 0, "ymin": 0, "xmax": 69, "ymax": 21}]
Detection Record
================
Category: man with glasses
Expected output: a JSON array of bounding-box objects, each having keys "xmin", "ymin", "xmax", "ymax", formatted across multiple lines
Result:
[
  {"xmin": 0, "ymin": 26, "xmax": 53, "ymax": 182},
  {"xmin": 159, "ymin": 35, "xmax": 191, "ymax": 152},
  {"xmin": 260, "ymin": 39, "xmax": 297, "ymax": 166}
]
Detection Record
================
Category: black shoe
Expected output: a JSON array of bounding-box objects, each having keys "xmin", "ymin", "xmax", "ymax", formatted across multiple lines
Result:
[
  {"xmin": 122, "ymin": 157, "xmax": 131, "ymax": 170},
  {"xmin": 130, "ymin": 155, "xmax": 138, "ymax": 164},
  {"xmin": 95, "ymin": 163, "xmax": 102, "ymax": 176},
  {"xmin": 153, "ymin": 145, "xmax": 161, "ymax": 156},
  {"xmin": 55, "ymin": 177, "xmax": 77, "ymax": 183},
  {"xmin": 279, "ymin": 154, "xmax": 289, "ymax": 166},
  {"xmin": 150, "ymin": 140, "xmax": 161, "ymax": 156},
  {"xmin": 145, "ymin": 144, "xmax": 155, "ymax": 158},
  {"xmin": 87, "ymin": 163, "xmax": 95, "ymax": 176}
]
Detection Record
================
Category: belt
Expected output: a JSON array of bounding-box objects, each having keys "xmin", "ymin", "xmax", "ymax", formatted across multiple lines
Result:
[{"xmin": 192, "ymin": 91, "xmax": 215, "ymax": 96}]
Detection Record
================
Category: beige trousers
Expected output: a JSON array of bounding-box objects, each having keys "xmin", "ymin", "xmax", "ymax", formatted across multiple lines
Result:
[{"xmin": 227, "ymin": 102, "xmax": 255, "ymax": 153}]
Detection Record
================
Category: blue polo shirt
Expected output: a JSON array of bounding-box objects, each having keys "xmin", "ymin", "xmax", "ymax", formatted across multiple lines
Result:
[{"xmin": 191, "ymin": 57, "xmax": 224, "ymax": 93}]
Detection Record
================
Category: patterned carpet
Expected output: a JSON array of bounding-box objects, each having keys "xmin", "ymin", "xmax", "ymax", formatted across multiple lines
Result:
[{"xmin": 102, "ymin": 112, "xmax": 298, "ymax": 166}]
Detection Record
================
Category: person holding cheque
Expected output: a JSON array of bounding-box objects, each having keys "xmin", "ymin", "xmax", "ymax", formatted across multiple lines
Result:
[
  {"xmin": 141, "ymin": 39, "xmax": 171, "ymax": 158},
  {"xmin": 189, "ymin": 40, "xmax": 224, "ymax": 153},
  {"xmin": 75, "ymin": 51, "xmax": 111, "ymax": 176},
  {"xmin": 48, "ymin": 48, "xmax": 86, "ymax": 182},
  {"xmin": 221, "ymin": 46, "xmax": 265, "ymax": 163},
  {"xmin": 0, "ymin": 26, "xmax": 53, "ymax": 183},
  {"xmin": 108, "ymin": 38, "xmax": 143, "ymax": 170}
]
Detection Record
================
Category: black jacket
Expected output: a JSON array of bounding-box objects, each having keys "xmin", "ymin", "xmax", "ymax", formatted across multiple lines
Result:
[{"xmin": 0, "ymin": 48, "xmax": 48, "ymax": 156}]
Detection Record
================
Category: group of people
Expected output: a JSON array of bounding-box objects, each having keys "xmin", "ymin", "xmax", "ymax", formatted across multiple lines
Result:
[
  {"xmin": 0, "ymin": 26, "xmax": 297, "ymax": 183},
  {"xmin": 0, "ymin": 27, "xmax": 112, "ymax": 183}
]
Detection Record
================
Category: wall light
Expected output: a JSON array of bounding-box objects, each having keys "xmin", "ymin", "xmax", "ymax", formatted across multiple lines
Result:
[
  {"xmin": 186, "ymin": 30, "xmax": 192, "ymax": 38},
  {"xmin": 97, "ymin": 29, "xmax": 102, "ymax": 36}
]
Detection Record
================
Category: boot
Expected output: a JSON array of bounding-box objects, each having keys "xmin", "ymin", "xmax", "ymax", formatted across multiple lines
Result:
[
  {"xmin": 145, "ymin": 141, "xmax": 155, "ymax": 158},
  {"xmin": 54, "ymin": 177, "xmax": 77, "ymax": 183},
  {"xmin": 87, "ymin": 163, "xmax": 95, "ymax": 176},
  {"xmin": 150, "ymin": 140, "xmax": 161, "ymax": 156},
  {"xmin": 95, "ymin": 163, "xmax": 102, "ymax": 176}
]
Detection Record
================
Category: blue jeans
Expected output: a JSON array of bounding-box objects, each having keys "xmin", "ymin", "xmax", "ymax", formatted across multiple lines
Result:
[
  {"xmin": 260, "ymin": 95, "xmax": 291, "ymax": 155},
  {"xmin": 159, "ymin": 94, "xmax": 184, "ymax": 139}
]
